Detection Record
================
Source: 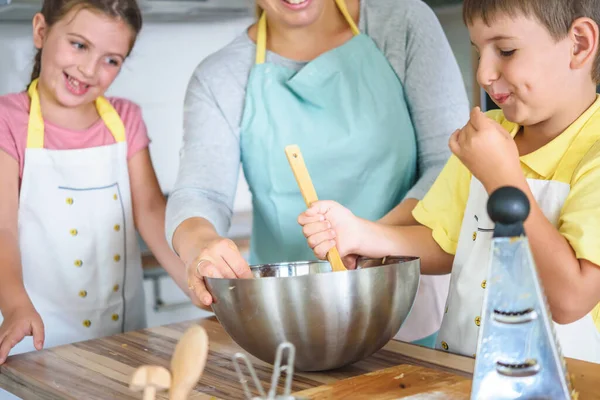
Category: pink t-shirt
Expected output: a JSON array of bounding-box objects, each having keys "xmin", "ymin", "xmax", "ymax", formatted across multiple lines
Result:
[{"xmin": 0, "ymin": 92, "xmax": 150, "ymax": 178}]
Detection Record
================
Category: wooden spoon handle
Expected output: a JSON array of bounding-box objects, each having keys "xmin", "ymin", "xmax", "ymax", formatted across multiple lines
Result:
[{"xmin": 284, "ymin": 145, "xmax": 346, "ymax": 272}]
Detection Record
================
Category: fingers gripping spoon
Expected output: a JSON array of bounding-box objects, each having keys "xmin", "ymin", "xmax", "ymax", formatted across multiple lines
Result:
[{"xmin": 284, "ymin": 145, "xmax": 346, "ymax": 272}]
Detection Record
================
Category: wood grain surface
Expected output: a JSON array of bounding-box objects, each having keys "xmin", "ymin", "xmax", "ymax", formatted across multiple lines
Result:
[{"xmin": 1, "ymin": 316, "xmax": 599, "ymax": 399}]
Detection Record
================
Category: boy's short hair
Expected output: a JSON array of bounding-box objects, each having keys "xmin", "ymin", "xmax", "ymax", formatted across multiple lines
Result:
[{"xmin": 463, "ymin": 0, "xmax": 600, "ymax": 84}]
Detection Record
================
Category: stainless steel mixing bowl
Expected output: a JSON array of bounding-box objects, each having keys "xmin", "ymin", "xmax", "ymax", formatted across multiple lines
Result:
[{"xmin": 204, "ymin": 256, "xmax": 420, "ymax": 371}]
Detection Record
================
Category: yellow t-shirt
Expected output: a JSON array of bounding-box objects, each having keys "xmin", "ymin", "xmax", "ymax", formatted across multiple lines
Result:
[{"xmin": 412, "ymin": 95, "xmax": 600, "ymax": 330}]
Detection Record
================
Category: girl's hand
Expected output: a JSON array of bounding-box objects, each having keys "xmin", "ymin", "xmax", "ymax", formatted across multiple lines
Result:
[
  {"xmin": 186, "ymin": 237, "xmax": 253, "ymax": 307},
  {"xmin": 0, "ymin": 302, "xmax": 44, "ymax": 364}
]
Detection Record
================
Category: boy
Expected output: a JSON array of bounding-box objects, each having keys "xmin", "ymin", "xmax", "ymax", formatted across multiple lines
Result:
[{"xmin": 298, "ymin": 0, "xmax": 600, "ymax": 364}]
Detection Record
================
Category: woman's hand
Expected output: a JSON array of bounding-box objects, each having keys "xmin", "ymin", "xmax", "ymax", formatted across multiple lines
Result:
[
  {"xmin": 0, "ymin": 301, "xmax": 44, "ymax": 364},
  {"xmin": 186, "ymin": 237, "xmax": 253, "ymax": 306},
  {"xmin": 298, "ymin": 200, "xmax": 367, "ymax": 268}
]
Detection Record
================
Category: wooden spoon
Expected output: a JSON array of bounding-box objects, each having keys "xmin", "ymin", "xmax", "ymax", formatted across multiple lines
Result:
[
  {"xmin": 169, "ymin": 325, "xmax": 209, "ymax": 400},
  {"xmin": 129, "ymin": 365, "xmax": 171, "ymax": 400},
  {"xmin": 284, "ymin": 144, "xmax": 347, "ymax": 272}
]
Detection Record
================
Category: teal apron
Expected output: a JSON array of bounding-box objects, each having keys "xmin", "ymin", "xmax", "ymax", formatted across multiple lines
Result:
[{"xmin": 240, "ymin": 0, "xmax": 417, "ymax": 266}]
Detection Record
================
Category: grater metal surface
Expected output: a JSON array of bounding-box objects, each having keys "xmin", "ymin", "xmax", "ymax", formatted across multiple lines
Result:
[{"xmin": 471, "ymin": 186, "xmax": 574, "ymax": 399}]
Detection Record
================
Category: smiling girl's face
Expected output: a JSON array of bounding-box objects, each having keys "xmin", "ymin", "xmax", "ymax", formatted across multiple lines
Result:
[{"xmin": 33, "ymin": 6, "xmax": 134, "ymax": 109}]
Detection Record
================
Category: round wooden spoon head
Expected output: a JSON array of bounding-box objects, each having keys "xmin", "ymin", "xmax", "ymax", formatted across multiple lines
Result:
[
  {"xmin": 169, "ymin": 325, "xmax": 209, "ymax": 400},
  {"xmin": 130, "ymin": 365, "xmax": 171, "ymax": 400}
]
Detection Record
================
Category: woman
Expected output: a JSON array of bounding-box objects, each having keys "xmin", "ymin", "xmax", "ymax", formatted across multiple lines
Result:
[{"xmin": 166, "ymin": 0, "xmax": 469, "ymax": 347}]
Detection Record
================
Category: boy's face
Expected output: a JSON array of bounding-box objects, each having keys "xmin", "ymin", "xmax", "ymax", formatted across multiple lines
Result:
[{"xmin": 469, "ymin": 13, "xmax": 573, "ymax": 125}]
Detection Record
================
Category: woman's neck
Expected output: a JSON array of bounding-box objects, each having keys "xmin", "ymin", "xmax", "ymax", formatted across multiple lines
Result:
[
  {"xmin": 249, "ymin": 0, "xmax": 360, "ymax": 61},
  {"xmin": 36, "ymin": 78, "xmax": 100, "ymax": 131}
]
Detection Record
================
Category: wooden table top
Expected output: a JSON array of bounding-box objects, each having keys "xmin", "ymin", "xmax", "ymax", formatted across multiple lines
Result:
[{"xmin": 1, "ymin": 316, "xmax": 599, "ymax": 399}]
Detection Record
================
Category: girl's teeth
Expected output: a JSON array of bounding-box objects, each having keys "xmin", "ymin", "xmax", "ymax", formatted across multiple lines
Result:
[
  {"xmin": 68, "ymin": 75, "xmax": 89, "ymax": 89},
  {"xmin": 284, "ymin": 0, "xmax": 307, "ymax": 4}
]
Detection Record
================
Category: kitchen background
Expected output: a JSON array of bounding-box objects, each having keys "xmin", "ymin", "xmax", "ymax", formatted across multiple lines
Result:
[{"xmin": 0, "ymin": 0, "xmax": 475, "ymax": 329}]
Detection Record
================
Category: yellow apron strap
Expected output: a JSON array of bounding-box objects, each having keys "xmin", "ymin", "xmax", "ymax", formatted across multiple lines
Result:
[
  {"xmin": 26, "ymin": 78, "xmax": 126, "ymax": 147},
  {"xmin": 26, "ymin": 79, "xmax": 45, "ymax": 149},
  {"xmin": 255, "ymin": 0, "xmax": 360, "ymax": 65},
  {"xmin": 95, "ymin": 97, "xmax": 126, "ymax": 143},
  {"xmin": 335, "ymin": 0, "xmax": 360, "ymax": 36},
  {"xmin": 256, "ymin": 11, "xmax": 268, "ymax": 65}
]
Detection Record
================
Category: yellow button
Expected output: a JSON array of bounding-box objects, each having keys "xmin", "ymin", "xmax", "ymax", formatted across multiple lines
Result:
[
  {"xmin": 473, "ymin": 353, "xmax": 476, "ymax": 358},
  {"xmin": 481, "ymin": 280, "xmax": 487, "ymax": 289},
  {"xmin": 472, "ymin": 231, "xmax": 477, "ymax": 241},
  {"xmin": 83, "ymin": 320, "xmax": 91, "ymax": 328},
  {"xmin": 475, "ymin": 316, "xmax": 481, "ymax": 326},
  {"xmin": 74, "ymin": 259, "xmax": 83, "ymax": 267},
  {"xmin": 113, "ymin": 194, "xmax": 118, "ymax": 200},
  {"xmin": 66, "ymin": 197, "xmax": 74, "ymax": 205},
  {"xmin": 113, "ymin": 284, "xmax": 120, "ymax": 292},
  {"xmin": 444, "ymin": 306, "xmax": 448, "ymax": 314},
  {"xmin": 70, "ymin": 229, "xmax": 78, "ymax": 236},
  {"xmin": 112, "ymin": 314, "xmax": 119, "ymax": 321},
  {"xmin": 441, "ymin": 341, "xmax": 449, "ymax": 351},
  {"xmin": 114, "ymin": 254, "xmax": 121, "ymax": 262},
  {"xmin": 79, "ymin": 290, "xmax": 87, "ymax": 298},
  {"xmin": 114, "ymin": 224, "xmax": 121, "ymax": 232}
]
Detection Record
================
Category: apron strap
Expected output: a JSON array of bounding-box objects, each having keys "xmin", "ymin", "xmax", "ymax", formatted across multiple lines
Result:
[
  {"xmin": 26, "ymin": 78, "xmax": 126, "ymax": 149},
  {"xmin": 255, "ymin": 0, "xmax": 360, "ymax": 65}
]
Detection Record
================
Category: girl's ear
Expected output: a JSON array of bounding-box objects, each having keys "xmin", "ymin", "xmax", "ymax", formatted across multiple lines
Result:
[{"xmin": 32, "ymin": 13, "xmax": 48, "ymax": 50}]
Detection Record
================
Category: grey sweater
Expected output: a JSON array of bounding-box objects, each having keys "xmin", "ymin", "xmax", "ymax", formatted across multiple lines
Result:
[{"xmin": 166, "ymin": 0, "xmax": 470, "ymax": 247}]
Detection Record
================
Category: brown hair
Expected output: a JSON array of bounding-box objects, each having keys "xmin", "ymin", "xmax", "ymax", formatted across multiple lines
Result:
[
  {"xmin": 30, "ymin": 0, "xmax": 142, "ymax": 83},
  {"xmin": 463, "ymin": 0, "xmax": 600, "ymax": 83}
]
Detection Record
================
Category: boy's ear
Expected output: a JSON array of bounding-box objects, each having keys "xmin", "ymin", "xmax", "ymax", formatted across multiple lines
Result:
[
  {"xmin": 569, "ymin": 17, "xmax": 599, "ymax": 74},
  {"xmin": 32, "ymin": 13, "xmax": 47, "ymax": 50}
]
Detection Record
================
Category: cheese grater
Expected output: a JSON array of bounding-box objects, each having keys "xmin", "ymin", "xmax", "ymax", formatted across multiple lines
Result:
[{"xmin": 471, "ymin": 186, "xmax": 575, "ymax": 399}]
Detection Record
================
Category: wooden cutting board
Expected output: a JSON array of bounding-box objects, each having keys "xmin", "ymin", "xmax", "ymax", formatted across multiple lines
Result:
[{"xmin": 293, "ymin": 364, "xmax": 472, "ymax": 399}]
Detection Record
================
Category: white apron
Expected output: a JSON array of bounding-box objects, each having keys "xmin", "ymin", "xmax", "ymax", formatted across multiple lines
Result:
[
  {"xmin": 436, "ymin": 174, "xmax": 600, "ymax": 363},
  {"xmin": 1, "ymin": 79, "xmax": 146, "ymax": 355}
]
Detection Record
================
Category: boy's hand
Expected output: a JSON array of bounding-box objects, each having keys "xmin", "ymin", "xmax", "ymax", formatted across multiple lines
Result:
[
  {"xmin": 449, "ymin": 107, "xmax": 522, "ymax": 192},
  {"xmin": 298, "ymin": 200, "xmax": 364, "ymax": 268},
  {"xmin": 0, "ymin": 302, "xmax": 44, "ymax": 364}
]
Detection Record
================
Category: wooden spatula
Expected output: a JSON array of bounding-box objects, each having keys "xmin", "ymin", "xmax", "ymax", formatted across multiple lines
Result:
[
  {"xmin": 169, "ymin": 325, "xmax": 209, "ymax": 400},
  {"xmin": 284, "ymin": 144, "xmax": 347, "ymax": 272}
]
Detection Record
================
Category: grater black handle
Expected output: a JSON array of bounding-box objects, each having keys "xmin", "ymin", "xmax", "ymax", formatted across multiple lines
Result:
[{"xmin": 487, "ymin": 186, "xmax": 530, "ymax": 238}]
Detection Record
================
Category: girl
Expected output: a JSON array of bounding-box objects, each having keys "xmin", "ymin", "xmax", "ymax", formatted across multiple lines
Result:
[{"xmin": 0, "ymin": 0, "xmax": 195, "ymax": 363}]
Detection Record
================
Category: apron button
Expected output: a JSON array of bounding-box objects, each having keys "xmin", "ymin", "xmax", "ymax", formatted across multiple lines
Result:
[
  {"xmin": 83, "ymin": 320, "xmax": 91, "ymax": 328},
  {"xmin": 66, "ymin": 197, "xmax": 74, "ymax": 205},
  {"xmin": 472, "ymin": 231, "xmax": 477, "ymax": 241},
  {"xmin": 79, "ymin": 290, "xmax": 87, "ymax": 298},
  {"xmin": 70, "ymin": 229, "xmax": 78, "ymax": 236},
  {"xmin": 114, "ymin": 224, "xmax": 120, "ymax": 232},
  {"xmin": 74, "ymin": 259, "xmax": 83, "ymax": 267},
  {"xmin": 444, "ymin": 306, "xmax": 448, "ymax": 314},
  {"xmin": 112, "ymin": 314, "xmax": 119, "ymax": 321},
  {"xmin": 481, "ymin": 280, "xmax": 487, "ymax": 289},
  {"xmin": 113, "ymin": 194, "xmax": 118, "ymax": 200},
  {"xmin": 114, "ymin": 254, "xmax": 121, "ymax": 262},
  {"xmin": 475, "ymin": 316, "xmax": 481, "ymax": 326},
  {"xmin": 441, "ymin": 341, "xmax": 449, "ymax": 351},
  {"xmin": 113, "ymin": 284, "xmax": 120, "ymax": 292}
]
